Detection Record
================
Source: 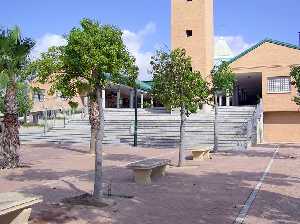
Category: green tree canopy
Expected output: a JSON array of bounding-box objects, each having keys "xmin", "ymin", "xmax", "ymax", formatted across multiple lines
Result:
[
  {"xmin": 32, "ymin": 19, "xmax": 138, "ymax": 98},
  {"xmin": 151, "ymin": 48, "xmax": 210, "ymax": 166},
  {"xmin": 30, "ymin": 18, "xmax": 138, "ymax": 200},
  {"xmin": 211, "ymin": 61, "xmax": 235, "ymax": 96},
  {"xmin": 210, "ymin": 61, "xmax": 235, "ymax": 152},
  {"xmin": 151, "ymin": 48, "xmax": 209, "ymax": 114},
  {"xmin": 290, "ymin": 65, "xmax": 300, "ymax": 105}
]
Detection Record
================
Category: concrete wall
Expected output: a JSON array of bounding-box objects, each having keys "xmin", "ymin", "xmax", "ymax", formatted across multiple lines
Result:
[
  {"xmin": 264, "ymin": 112, "xmax": 300, "ymax": 143},
  {"xmin": 171, "ymin": 0, "xmax": 214, "ymax": 77},
  {"xmin": 231, "ymin": 42, "xmax": 300, "ymax": 112}
]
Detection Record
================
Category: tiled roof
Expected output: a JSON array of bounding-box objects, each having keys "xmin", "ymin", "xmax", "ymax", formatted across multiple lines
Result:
[{"xmin": 229, "ymin": 38, "xmax": 300, "ymax": 64}]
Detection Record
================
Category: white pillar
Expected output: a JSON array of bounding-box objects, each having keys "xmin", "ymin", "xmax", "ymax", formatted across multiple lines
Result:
[
  {"xmin": 141, "ymin": 93, "xmax": 144, "ymax": 109},
  {"xmin": 102, "ymin": 89, "xmax": 106, "ymax": 109},
  {"xmin": 226, "ymin": 96, "xmax": 230, "ymax": 106},
  {"xmin": 219, "ymin": 95, "xmax": 223, "ymax": 106},
  {"xmin": 150, "ymin": 97, "xmax": 154, "ymax": 108},
  {"xmin": 117, "ymin": 89, "xmax": 121, "ymax": 109},
  {"xmin": 84, "ymin": 96, "xmax": 89, "ymax": 116},
  {"xmin": 130, "ymin": 90, "xmax": 134, "ymax": 108}
]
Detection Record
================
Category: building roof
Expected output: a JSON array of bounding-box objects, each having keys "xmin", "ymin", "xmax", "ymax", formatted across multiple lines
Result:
[{"xmin": 229, "ymin": 38, "xmax": 300, "ymax": 64}]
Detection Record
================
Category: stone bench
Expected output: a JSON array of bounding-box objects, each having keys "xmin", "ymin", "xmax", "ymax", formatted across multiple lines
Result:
[
  {"xmin": 0, "ymin": 192, "xmax": 42, "ymax": 224},
  {"xmin": 189, "ymin": 147, "xmax": 212, "ymax": 161},
  {"xmin": 127, "ymin": 159, "xmax": 171, "ymax": 185}
]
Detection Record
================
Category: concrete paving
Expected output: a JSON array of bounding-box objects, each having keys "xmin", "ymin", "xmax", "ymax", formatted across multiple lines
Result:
[{"xmin": 0, "ymin": 141, "xmax": 299, "ymax": 224}]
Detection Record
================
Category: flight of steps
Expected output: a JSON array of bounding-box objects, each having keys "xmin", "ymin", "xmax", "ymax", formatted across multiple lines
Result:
[
  {"xmin": 20, "ymin": 107, "xmax": 257, "ymax": 150},
  {"xmin": 215, "ymin": 106, "xmax": 256, "ymax": 150}
]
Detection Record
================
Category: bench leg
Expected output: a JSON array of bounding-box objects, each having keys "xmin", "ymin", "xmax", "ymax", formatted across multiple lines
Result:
[
  {"xmin": 151, "ymin": 165, "xmax": 167, "ymax": 178},
  {"xmin": 205, "ymin": 151, "xmax": 211, "ymax": 159},
  {"xmin": 0, "ymin": 208, "xmax": 32, "ymax": 224},
  {"xmin": 134, "ymin": 169, "xmax": 152, "ymax": 185},
  {"xmin": 192, "ymin": 152, "xmax": 204, "ymax": 161}
]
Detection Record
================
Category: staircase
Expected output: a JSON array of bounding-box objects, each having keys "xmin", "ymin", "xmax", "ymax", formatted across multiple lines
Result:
[{"xmin": 20, "ymin": 107, "xmax": 257, "ymax": 150}]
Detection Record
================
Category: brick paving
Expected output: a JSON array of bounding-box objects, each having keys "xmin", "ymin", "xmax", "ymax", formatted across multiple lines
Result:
[{"xmin": 0, "ymin": 142, "xmax": 299, "ymax": 224}]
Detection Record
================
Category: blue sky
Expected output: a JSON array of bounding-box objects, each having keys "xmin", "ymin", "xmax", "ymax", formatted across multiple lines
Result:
[{"xmin": 1, "ymin": 0, "xmax": 299, "ymax": 79}]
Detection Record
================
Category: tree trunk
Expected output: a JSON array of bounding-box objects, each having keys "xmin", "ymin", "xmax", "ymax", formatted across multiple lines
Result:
[
  {"xmin": 178, "ymin": 105, "xmax": 186, "ymax": 167},
  {"xmin": 93, "ymin": 85, "xmax": 104, "ymax": 200},
  {"xmin": 88, "ymin": 96, "xmax": 99, "ymax": 154},
  {"xmin": 23, "ymin": 112, "xmax": 27, "ymax": 124},
  {"xmin": 0, "ymin": 82, "xmax": 20, "ymax": 169},
  {"xmin": 213, "ymin": 94, "xmax": 219, "ymax": 152}
]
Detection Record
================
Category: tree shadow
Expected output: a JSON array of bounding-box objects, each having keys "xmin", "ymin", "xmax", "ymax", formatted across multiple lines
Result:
[
  {"xmin": 25, "ymin": 143, "xmax": 90, "ymax": 154},
  {"xmin": 3, "ymin": 163, "xmax": 299, "ymax": 224}
]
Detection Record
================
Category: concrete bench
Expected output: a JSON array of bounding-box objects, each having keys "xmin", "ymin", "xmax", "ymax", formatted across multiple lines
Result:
[
  {"xmin": 0, "ymin": 192, "xmax": 42, "ymax": 224},
  {"xmin": 190, "ymin": 147, "xmax": 212, "ymax": 161},
  {"xmin": 127, "ymin": 159, "xmax": 171, "ymax": 185}
]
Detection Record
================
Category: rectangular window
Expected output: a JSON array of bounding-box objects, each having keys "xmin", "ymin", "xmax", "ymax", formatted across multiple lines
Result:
[
  {"xmin": 186, "ymin": 30, "xmax": 193, "ymax": 37},
  {"xmin": 267, "ymin": 77, "xmax": 291, "ymax": 93}
]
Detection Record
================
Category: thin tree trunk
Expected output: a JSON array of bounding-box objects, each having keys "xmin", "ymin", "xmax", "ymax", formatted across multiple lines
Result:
[
  {"xmin": 0, "ymin": 81, "xmax": 20, "ymax": 169},
  {"xmin": 178, "ymin": 105, "xmax": 186, "ymax": 167},
  {"xmin": 88, "ymin": 96, "xmax": 99, "ymax": 154},
  {"xmin": 93, "ymin": 85, "xmax": 104, "ymax": 200},
  {"xmin": 213, "ymin": 94, "xmax": 219, "ymax": 152}
]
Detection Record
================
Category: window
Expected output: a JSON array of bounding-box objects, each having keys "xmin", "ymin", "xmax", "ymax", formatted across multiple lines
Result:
[
  {"xmin": 267, "ymin": 77, "xmax": 291, "ymax": 93},
  {"xmin": 186, "ymin": 30, "xmax": 193, "ymax": 37}
]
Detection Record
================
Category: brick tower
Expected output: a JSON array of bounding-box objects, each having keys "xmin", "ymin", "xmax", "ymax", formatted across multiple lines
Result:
[{"xmin": 171, "ymin": 0, "xmax": 214, "ymax": 77}]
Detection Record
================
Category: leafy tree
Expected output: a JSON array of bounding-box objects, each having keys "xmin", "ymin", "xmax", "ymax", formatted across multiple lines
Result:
[
  {"xmin": 210, "ymin": 62, "xmax": 235, "ymax": 152},
  {"xmin": 290, "ymin": 66, "xmax": 300, "ymax": 105},
  {"xmin": 0, "ymin": 26, "xmax": 34, "ymax": 168},
  {"xmin": 151, "ymin": 48, "xmax": 210, "ymax": 167},
  {"xmin": 31, "ymin": 18, "xmax": 138, "ymax": 200}
]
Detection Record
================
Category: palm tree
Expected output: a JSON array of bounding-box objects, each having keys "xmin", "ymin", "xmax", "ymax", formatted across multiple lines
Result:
[{"xmin": 0, "ymin": 27, "xmax": 34, "ymax": 168}]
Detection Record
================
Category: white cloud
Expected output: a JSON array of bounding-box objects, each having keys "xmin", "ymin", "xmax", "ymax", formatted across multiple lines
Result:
[
  {"xmin": 31, "ymin": 34, "xmax": 67, "ymax": 59},
  {"xmin": 123, "ymin": 22, "xmax": 156, "ymax": 81},
  {"xmin": 215, "ymin": 35, "xmax": 254, "ymax": 56}
]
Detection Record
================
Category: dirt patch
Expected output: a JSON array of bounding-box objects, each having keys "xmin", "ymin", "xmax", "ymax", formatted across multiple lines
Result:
[{"xmin": 62, "ymin": 193, "xmax": 115, "ymax": 208}]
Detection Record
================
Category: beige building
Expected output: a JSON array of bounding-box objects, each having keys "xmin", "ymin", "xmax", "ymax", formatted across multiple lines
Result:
[
  {"xmin": 230, "ymin": 39, "xmax": 300, "ymax": 143},
  {"xmin": 30, "ymin": 81, "xmax": 84, "ymax": 114},
  {"xmin": 171, "ymin": 0, "xmax": 214, "ymax": 77},
  {"xmin": 171, "ymin": 0, "xmax": 300, "ymax": 143}
]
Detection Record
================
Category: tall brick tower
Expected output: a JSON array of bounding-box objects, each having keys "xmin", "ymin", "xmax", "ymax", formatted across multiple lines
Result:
[{"xmin": 171, "ymin": 0, "xmax": 214, "ymax": 77}]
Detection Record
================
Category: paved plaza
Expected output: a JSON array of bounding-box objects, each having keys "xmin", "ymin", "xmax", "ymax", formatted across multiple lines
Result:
[{"xmin": 0, "ymin": 141, "xmax": 299, "ymax": 224}]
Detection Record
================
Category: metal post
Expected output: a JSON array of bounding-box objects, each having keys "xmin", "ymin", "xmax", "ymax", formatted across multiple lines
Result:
[
  {"xmin": 44, "ymin": 108, "xmax": 48, "ymax": 135},
  {"xmin": 63, "ymin": 109, "xmax": 66, "ymax": 128},
  {"xmin": 134, "ymin": 87, "xmax": 138, "ymax": 147},
  {"xmin": 140, "ymin": 92, "xmax": 144, "ymax": 109},
  {"xmin": 117, "ymin": 89, "xmax": 121, "ymax": 109},
  {"xmin": 130, "ymin": 90, "xmax": 134, "ymax": 108}
]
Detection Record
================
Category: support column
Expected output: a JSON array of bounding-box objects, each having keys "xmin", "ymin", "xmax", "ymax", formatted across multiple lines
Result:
[
  {"xmin": 117, "ymin": 89, "xmax": 121, "ymax": 109},
  {"xmin": 150, "ymin": 97, "xmax": 154, "ymax": 108},
  {"xmin": 233, "ymin": 85, "xmax": 239, "ymax": 106},
  {"xmin": 102, "ymin": 89, "xmax": 106, "ymax": 109},
  {"xmin": 226, "ymin": 96, "xmax": 230, "ymax": 106},
  {"xmin": 140, "ymin": 92, "xmax": 144, "ymax": 109},
  {"xmin": 218, "ymin": 95, "xmax": 223, "ymax": 106},
  {"xmin": 130, "ymin": 89, "xmax": 134, "ymax": 108}
]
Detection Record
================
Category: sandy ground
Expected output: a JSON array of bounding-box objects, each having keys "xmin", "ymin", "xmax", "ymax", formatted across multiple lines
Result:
[{"xmin": 0, "ymin": 142, "xmax": 299, "ymax": 224}]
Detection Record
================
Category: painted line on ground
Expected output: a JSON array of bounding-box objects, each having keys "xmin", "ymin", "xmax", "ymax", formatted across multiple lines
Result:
[{"xmin": 234, "ymin": 145, "xmax": 279, "ymax": 224}]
